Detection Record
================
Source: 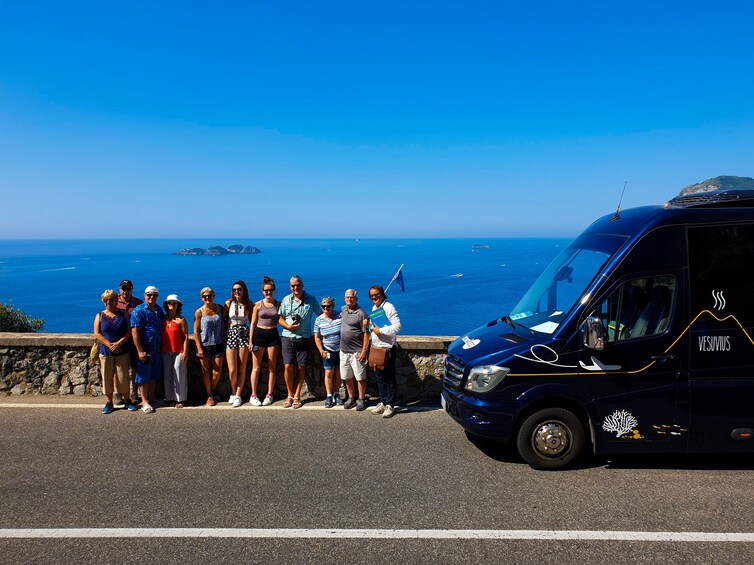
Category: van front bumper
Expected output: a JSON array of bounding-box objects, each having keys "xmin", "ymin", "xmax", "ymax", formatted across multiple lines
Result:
[{"xmin": 441, "ymin": 387, "xmax": 517, "ymax": 442}]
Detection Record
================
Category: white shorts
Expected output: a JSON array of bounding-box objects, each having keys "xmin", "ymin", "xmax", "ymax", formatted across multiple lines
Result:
[{"xmin": 339, "ymin": 351, "xmax": 367, "ymax": 381}]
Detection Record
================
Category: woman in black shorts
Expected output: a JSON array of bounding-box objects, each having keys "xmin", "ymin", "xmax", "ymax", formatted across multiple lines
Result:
[
  {"xmin": 249, "ymin": 276, "xmax": 281, "ymax": 406},
  {"xmin": 225, "ymin": 280, "xmax": 252, "ymax": 408},
  {"xmin": 194, "ymin": 287, "xmax": 224, "ymax": 406}
]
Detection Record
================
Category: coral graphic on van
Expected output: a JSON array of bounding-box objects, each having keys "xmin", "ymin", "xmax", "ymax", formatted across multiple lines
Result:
[{"xmin": 602, "ymin": 410, "xmax": 638, "ymax": 438}]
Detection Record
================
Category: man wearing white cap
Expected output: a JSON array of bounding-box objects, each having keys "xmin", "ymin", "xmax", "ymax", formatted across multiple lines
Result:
[{"xmin": 130, "ymin": 285, "xmax": 165, "ymax": 413}]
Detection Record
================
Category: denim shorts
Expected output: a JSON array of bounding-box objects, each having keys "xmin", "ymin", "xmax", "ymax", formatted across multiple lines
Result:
[{"xmin": 322, "ymin": 350, "xmax": 340, "ymax": 370}]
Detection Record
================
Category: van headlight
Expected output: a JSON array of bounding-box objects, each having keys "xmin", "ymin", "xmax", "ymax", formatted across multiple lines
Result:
[{"xmin": 464, "ymin": 365, "xmax": 509, "ymax": 392}]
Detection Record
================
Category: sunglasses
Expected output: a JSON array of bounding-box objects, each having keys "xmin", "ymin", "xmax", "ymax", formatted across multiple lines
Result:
[
  {"xmin": 263, "ymin": 288, "xmax": 275, "ymax": 293},
  {"xmin": 146, "ymin": 293, "xmax": 158, "ymax": 298},
  {"xmin": 233, "ymin": 288, "xmax": 243, "ymax": 293},
  {"xmin": 322, "ymin": 304, "xmax": 333, "ymax": 309},
  {"xmin": 369, "ymin": 294, "xmax": 381, "ymax": 299},
  {"xmin": 202, "ymin": 294, "xmax": 213, "ymax": 299},
  {"xmin": 290, "ymin": 283, "xmax": 302, "ymax": 288}
]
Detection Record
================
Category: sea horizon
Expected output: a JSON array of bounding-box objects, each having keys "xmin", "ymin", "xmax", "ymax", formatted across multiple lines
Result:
[{"xmin": 0, "ymin": 237, "xmax": 571, "ymax": 336}]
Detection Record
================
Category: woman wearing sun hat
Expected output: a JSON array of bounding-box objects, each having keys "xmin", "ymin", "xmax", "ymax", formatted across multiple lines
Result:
[{"xmin": 162, "ymin": 294, "xmax": 189, "ymax": 408}]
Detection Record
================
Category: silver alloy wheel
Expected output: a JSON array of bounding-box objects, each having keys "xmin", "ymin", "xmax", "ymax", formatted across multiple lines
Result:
[{"xmin": 532, "ymin": 420, "xmax": 571, "ymax": 458}]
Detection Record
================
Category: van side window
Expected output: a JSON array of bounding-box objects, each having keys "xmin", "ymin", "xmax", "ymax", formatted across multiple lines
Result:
[
  {"xmin": 688, "ymin": 224, "xmax": 754, "ymax": 326},
  {"xmin": 595, "ymin": 276, "xmax": 676, "ymax": 343}
]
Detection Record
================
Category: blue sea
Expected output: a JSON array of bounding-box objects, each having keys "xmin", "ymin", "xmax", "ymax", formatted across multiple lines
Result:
[{"xmin": 0, "ymin": 238, "xmax": 570, "ymax": 336}]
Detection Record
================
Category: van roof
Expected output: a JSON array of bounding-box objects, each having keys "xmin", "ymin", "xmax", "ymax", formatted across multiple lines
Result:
[{"xmin": 585, "ymin": 198, "xmax": 754, "ymax": 239}]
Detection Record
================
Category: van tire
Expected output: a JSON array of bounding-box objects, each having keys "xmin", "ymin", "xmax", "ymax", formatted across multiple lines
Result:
[{"xmin": 516, "ymin": 408, "xmax": 584, "ymax": 470}]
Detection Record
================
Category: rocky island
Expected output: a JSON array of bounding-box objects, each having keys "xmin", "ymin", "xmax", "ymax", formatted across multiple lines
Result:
[{"xmin": 173, "ymin": 244, "xmax": 262, "ymax": 256}]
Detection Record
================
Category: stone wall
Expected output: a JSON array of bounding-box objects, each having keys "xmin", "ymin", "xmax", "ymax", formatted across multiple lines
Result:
[{"xmin": 0, "ymin": 333, "xmax": 455, "ymax": 403}]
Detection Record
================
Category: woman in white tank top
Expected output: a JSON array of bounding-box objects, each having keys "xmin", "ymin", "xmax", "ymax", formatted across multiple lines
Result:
[{"xmin": 224, "ymin": 280, "xmax": 252, "ymax": 407}]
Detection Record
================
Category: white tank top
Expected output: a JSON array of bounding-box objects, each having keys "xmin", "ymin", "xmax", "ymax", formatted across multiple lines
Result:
[{"xmin": 228, "ymin": 302, "xmax": 249, "ymax": 326}]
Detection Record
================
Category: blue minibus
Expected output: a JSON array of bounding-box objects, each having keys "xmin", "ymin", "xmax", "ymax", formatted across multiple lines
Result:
[{"xmin": 442, "ymin": 178, "xmax": 754, "ymax": 469}]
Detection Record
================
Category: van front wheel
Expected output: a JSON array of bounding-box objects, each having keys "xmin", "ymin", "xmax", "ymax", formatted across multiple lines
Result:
[{"xmin": 517, "ymin": 408, "xmax": 584, "ymax": 470}]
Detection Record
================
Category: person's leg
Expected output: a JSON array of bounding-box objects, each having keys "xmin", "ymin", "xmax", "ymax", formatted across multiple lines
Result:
[
  {"xmin": 212, "ymin": 356, "xmax": 223, "ymax": 391},
  {"xmin": 324, "ymin": 368, "xmax": 334, "ymax": 396},
  {"xmin": 266, "ymin": 345, "xmax": 280, "ymax": 400},
  {"xmin": 384, "ymin": 347, "xmax": 398, "ymax": 407},
  {"xmin": 176, "ymin": 354, "xmax": 187, "ymax": 405},
  {"xmin": 201, "ymin": 357, "xmax": 212, "ymax": 397},
  {"xmin": 250, "ymin": 348, "xmax": 264, "ymax": 398},
  {"xmin": 236, "ymin": 347, "xmax": 249, "ymax": 398},
  {"xmin": 226, "ymin": 348, "xmax": 238, "ymax": 399},
  {"xmin": 162, "ymin": 352, "xmax": 175, "ymax": 403},
  {"xmin": 99, "ymin": 355, "xmax": 114, "ymax": 404}
]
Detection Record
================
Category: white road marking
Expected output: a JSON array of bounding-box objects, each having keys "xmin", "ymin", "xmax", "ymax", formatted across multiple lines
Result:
[{"xmin": 0, "ymin": 529, "xmax": 753, "ymax": 542}]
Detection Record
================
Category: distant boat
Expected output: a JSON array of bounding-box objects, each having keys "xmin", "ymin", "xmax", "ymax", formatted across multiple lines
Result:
[
  {"xmin": 471, "ymin": 244, "xmax": 491, "ymax": 251},
  {"xmin": 451, "ymin": 273, "xmax": 464, "ymax": 278}
]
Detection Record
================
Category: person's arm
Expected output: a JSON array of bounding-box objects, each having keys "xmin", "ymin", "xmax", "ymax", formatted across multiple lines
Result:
[
  {"xmin": 249, "ymin": 302, "xmax": 260, "ymax": 351},
  {"xmin": 131, "ymin": 326, "xmax": 147, "ymax": 361},
  {"xmin": 359, "ymin": 323, "xmax": 370, "ymax": 362},
  {"xmin": 180, "ymin": 318, "xmax": 190, "ymax": 362},
  {"xmin": 130, "ymin": 309, "xmax": 147, "ymax": 361},
  {"xmin": 194, "ymin": 309, "xmax": 204, "ymax": 358},
  {"xmin": 93, "ymin": 313, "xmax": 110, "ymax": 348},
  {"xmin": 314, "ymin": 331, "xmax": 327, "ymax": 357},
  {"xmin": 111, "ymin": 312, "xmax": 130, "ymax": 354}
]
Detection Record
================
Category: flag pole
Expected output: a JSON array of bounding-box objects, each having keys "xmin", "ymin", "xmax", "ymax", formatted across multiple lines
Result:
[{"xmin": 385, "ymin": 263, "xmax": 404, "ymax": 293}]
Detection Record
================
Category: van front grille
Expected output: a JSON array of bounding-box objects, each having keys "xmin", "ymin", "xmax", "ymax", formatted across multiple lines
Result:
[{"xmin": 444, "ymin": 355, "xmax": 465, "ymax": 389}]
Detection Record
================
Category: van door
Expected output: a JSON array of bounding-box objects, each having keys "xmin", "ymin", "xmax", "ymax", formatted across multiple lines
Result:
[
  {"xmin": 582, "ymin": 274, "xmax": 686, "ymax": 453},
  {"xmin": 687, "ymin": 224, "xmax": 754, "ymax": 453}
]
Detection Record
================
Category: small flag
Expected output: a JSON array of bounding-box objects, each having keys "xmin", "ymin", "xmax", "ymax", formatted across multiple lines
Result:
[{"xmin": 388, "ymin": 264, "xmax": 405, "ymax": 293}]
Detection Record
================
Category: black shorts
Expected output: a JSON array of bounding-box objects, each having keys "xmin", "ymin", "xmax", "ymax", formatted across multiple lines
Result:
[
  {"xmin": 252, "ymin": 327, "xmax": 281, "ymax": 348},
  {"xmin": 201, "ymin": 343, "xmax": 225, "ymax": 358},
  {"xmin": 281, "ymin": 336, "xmax": 312, "ymax": 366}
]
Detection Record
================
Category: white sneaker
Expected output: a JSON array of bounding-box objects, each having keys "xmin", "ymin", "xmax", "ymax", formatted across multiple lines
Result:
[
  {"xmin": 228, "ymin": 395, "xmax": 237, "ymax": 405},
  {"xmin": 382, "ymin": 405, "xmax": 395, "ymax": 418},
  {"xmin": 250, "ymin": 395, "xmax": 262, "ymax": 406},
  {"xmin": 371, "ymin": 402, "xmax": 385, "ymax": 415},
  {"xmin": 232, "ymin": 396, "xmax": 242, "ymax": 408},
  {"xmin": 262, "ymin": 395, "xmax": 273, "ymax": 406}
]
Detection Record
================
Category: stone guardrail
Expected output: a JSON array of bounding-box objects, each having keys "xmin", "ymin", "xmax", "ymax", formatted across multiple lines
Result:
[{"xmin": 0, "ymin": 333, "xmax": 457, "ymax": 403}]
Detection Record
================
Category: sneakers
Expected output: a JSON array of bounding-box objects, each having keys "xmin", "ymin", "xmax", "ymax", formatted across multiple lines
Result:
[
  {"xmin": 324, "ymin": 396, "xmax": 334, "ymax": 408},
  {"xmin": 262, "ymin": 394, "xmax": 273, "ymax": 406},
  {"xmin": 206, "ymin": 397, "xmax": 216, "ymax": 407},
  {"xmin": 371, "ymin": 402, "xmax": 385, "ymax": 415},
  {"xmin": 232, "ymin": 396, "xmax": 242, "ymax": 408},
  {"xmin": 250, "ymin": 395, "xmax": 262, "ymax": 406},
  {"xmin": 334, "ymin": 393, "xmax": 344, "ymax": 406},
  {"xmin": 343, "ymin": 398, "xmax": 357, "ymax": 409},
  {"xmin": 228, "ymin": 395, "xmax": 237, "ymax": 405},
  {"xmin": 383, "ymin": 405, "xmax": 396, "ymax": 418},
  {"xmin": 355, "ymin": 399, "xmax": 367, "ymax": 411},
  {"xmin": 125, "ymin": 400, "xmax": 139, "ymax": 412},
  {"xmin": 102, "ymin": 402, "xmax": 114, "ymax": 415}
]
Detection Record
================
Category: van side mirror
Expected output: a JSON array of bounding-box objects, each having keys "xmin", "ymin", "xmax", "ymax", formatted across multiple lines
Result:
[{"xmin": 582, "ymin": 316, "xmax": 606, "ymax": 350}]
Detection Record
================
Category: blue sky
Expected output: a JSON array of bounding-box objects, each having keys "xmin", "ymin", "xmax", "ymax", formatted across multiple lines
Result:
[{"xmin": 1, "ymin": 1, "xmax": 752, "ymax": 239}]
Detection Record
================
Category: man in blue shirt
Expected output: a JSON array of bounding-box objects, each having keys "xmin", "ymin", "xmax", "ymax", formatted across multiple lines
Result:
[
  {"xmin": 278, "ymin": 275, "xmax": 321, "ymax": 409},
  {"xmin": 130, "ymin": 285, "xmax": 164, "ymax": 413}
]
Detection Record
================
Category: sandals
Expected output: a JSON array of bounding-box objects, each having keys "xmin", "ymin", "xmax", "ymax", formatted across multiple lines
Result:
[
  {"xmin": 142, "ymin": 404, "xmax": 155, "ymax": 414},
  {"xmin": 292, "ymin": 398, "xmax": 302, "ymax": 409},
  {"xmin": 283, "ymin": 396, "xmax": 294, "ymax": 408}
]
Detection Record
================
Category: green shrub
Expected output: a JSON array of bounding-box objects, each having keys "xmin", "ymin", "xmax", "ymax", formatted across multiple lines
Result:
[{"xmin": 0, "ymin": 302, "xmax": 45, "ymax": 332}]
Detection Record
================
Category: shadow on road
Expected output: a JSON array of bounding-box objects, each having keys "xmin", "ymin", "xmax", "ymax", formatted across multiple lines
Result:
[{"xmin": 604, "ymin": 453, "xmax": 754, "ymax": 471}]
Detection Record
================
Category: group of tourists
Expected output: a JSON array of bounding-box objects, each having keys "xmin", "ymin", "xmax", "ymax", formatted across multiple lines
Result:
[{"xmin": 93, "ymin": 276, "xmax": 402, "ymax": 417}]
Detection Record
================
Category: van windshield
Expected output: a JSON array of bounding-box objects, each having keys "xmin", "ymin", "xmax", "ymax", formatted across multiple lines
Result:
[{"xmin": 508, "ymin": 234, "xmax": 626, "ymax": 334}]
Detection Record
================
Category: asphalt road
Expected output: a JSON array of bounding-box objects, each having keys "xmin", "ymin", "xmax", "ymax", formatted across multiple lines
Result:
[{"xmin": 1, "ymin": 400, "xmax": 753, "ymax": 564}]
